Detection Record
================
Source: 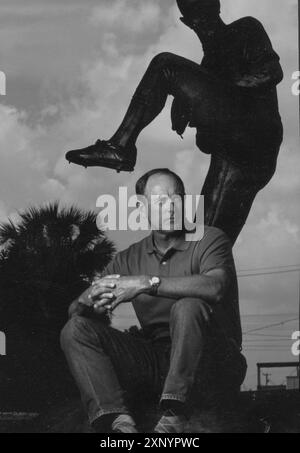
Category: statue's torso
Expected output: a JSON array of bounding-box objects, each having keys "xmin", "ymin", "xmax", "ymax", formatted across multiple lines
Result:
[{"xmin": 200, "ymin": 16, "xmax": 281, "ymax": 108}]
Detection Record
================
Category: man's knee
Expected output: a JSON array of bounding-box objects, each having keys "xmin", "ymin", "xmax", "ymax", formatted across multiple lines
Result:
[
  {"xmin": 171, "ymin": 298, "xmax": 211, "ymax": 323},
  {"xmin": 60, "ymin": 316, "xmax": 98, "ymax": 352}
]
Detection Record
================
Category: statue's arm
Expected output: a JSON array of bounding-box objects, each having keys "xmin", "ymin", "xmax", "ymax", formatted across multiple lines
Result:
[
  {"xmin": 234, "ymin": 17, "xmax": 283, "ymax": 90},
  {"xmin": 235, "ymin": 60, "xmax": 283, "ymax": 89}
]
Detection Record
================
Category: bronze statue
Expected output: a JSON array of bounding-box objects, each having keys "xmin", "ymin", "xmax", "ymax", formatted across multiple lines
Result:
[{"xmin": 66, "ymin": 0, "xmax": 283, "ymax": 244}]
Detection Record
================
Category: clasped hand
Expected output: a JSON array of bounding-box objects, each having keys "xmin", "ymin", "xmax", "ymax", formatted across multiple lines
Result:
[{"xmin": 88, "ymin": 274, "xmax": 149, "ymax": 315}]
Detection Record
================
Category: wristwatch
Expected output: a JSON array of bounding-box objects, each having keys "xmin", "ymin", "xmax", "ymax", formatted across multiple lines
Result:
[{"xmin": 149, "ymin": 276, "xmax": 161, "ymax": 296}]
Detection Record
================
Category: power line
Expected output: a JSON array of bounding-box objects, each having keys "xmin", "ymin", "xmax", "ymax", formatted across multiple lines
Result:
[
  {"xmin": 244, "ymin": 343, "xmax": 293, "ymax": 347},
  {"xmin": 244, "ymin": 348, "xmax": 291, "ymax": 351},
  {"xmin": 245, "ymin": 333, "xmax": 291, "ymax": 338},
  {"xmin": 243, "ymin": 347, "xmax": 292, "ymax": 351},
  {"xmin": 244, "ymin": 339, "xmax": 291, "ymax": 342},
  {"xmin": 238, "ymin": 264, "xmax": 300, "ymax": 273},
  {"xmin": 235, "ymin": 265, "xmax": 300, "ymax": 360},
  {"xmin": 243, "ymin": 318, "xmax": 298, "ymax": 335},
  {"xmin": 238, "ymin": 268, "xmax": 300, "ymax": 278},
  {"xmin": 244, "ymin": 345, "xmax": 292, "ymax": 348}
]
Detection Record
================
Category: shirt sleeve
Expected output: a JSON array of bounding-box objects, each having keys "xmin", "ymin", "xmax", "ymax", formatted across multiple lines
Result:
[
  {"xmin": 199, "ymin": 228, "xmax": 236, "ymax": 276},
  {"xmin": 237, "ymin": 17, "xmax": 283, "ymax": 90}
]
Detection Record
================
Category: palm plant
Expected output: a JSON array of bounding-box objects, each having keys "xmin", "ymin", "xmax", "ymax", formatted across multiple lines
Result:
[
  {"xmin": 0, "ymin": 202, "xmax": 115, "ymax": 332},
  {"xmin": 0, "ymin": 202, "xmax": 116, "ymax": 410}
]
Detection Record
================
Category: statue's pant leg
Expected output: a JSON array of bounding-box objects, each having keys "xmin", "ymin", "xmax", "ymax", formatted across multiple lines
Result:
[
  {"xmin": 111, "ymin": 50, "xmax": 279, "ymax": 152},
  {"xmin": 201, "ymin": 155, "xmax": 277, "ymax": 244},
  {"xmin": 109, "ymin": 52, "xmax": 282, "ymax": 243},
  {"xmin": 111, "ymin": 52, "xmax": 229, "ymax": 146}
]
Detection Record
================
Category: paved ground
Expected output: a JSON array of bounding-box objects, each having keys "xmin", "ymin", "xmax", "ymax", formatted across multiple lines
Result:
[{"xmin": 1, "ymin": 392, "xmax": 300, "ymax": 433}]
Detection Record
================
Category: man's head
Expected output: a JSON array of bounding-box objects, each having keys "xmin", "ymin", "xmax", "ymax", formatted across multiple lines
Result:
[
  {"xmin": 136, "ymin": 169, "xmax": 185, "ymax": 234},
  {"xmin": 177, "ymin": 0, "xmax": 221, "ymax": 39}
]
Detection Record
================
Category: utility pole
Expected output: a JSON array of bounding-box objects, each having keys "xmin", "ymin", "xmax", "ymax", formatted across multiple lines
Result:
[{"xmin": 263, "ymin": 373, "xmax": 271, "ymax": 387}]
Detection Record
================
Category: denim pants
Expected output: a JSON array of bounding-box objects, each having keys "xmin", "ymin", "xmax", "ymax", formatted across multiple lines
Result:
[{"xmin": 61, "ymin": 298, "xmax": 245, "ymax": 425}]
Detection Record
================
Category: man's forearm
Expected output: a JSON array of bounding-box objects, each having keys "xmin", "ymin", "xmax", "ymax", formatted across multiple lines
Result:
[
  {"xmin": 84, "ymin": 272, "xmax": 231, "ymax": 310},
  {"xmin": 149, "ymin": 274, "xmax": 227, "ymax": 305}
]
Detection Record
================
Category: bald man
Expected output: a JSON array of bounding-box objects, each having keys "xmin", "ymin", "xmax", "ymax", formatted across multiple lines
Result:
[{"xmin": 66, "ymin": 0, "xmax": 283, "ymax": 244}]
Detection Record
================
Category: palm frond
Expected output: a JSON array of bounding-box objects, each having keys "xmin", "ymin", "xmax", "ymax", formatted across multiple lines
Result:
[{"xmin": 0, "ymin": 201, "xmax": 115, "ymax": 330}]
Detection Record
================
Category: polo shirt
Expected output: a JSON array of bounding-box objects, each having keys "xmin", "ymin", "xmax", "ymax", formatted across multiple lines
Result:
[{"xmin": 86, "ymin": 226, "xmax": 242, "ymax": 346}]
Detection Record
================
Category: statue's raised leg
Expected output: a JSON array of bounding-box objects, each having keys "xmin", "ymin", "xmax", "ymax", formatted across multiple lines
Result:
[
  {"xmin": 65, "ymin": 52, "xmax": 282, "ymax": 242},
  {"xmin": 65, "ymin": 52, "xmax": 237, "ymax": 171}
]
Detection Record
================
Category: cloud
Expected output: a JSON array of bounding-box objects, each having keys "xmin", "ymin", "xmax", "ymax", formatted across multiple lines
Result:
[
  {"xmin": 0, "ymin": 103, "xmax": 69, "ymax": 215},
  {"xmin": 257, "ymin": 206, "xmax": 299, "ymax": 245},
  {"xmin": 90, "ymin": 0, "xmax": 161, "ymax": 34},
  {"xmin": 0, "ymin": 201, "xmax": 8, "ymax": 222},
  {"xmin": 173, "ymin": 148, "xmax": 210, "ymax": 192}
]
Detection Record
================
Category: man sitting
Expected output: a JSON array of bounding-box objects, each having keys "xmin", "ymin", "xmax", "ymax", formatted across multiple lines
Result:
[{"xmin": 61, "ymin": 168, "xmax": 246, "ymax": 433}]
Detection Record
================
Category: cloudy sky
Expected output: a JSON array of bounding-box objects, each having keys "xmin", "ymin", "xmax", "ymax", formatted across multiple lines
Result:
[{"xmin": 0, "ymin": 0, "xmax": 299, "ymax": 317}]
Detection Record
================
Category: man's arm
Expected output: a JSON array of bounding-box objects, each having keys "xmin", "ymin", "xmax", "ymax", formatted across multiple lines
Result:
[
  {"xmin": 154, "ymin": 268, "xmax": 231, "ymax": 305},
  {"xmin": 235, "ymin": 17, "xmax": 283, "ymax": 90},
  {"xmin": 91, "ymin": 228, "xmax": 236, "ymax": 311},
  {"xmin": 91, "ymin": 268, "xmax": 232, "ymax": 311}
]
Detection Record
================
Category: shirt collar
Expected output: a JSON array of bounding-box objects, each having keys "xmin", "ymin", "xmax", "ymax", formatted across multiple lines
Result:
[{"xmin": 145, "ymin": 232, "xmax": 190, "ymax": 255}]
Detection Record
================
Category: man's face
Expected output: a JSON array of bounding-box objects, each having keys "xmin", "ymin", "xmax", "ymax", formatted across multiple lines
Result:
[
  {"xmin": 180, "ymin": 6, "xmax": 220, "ymax": 39},
  {"xmin": 143, "ymin": 174, "xmax": 185, "ymax": 234}
]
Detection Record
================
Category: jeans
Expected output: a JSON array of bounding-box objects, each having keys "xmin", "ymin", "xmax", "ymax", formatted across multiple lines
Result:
[{"xmin": 61, "ymin": 298, "xmax": 246, "ymax": 425}]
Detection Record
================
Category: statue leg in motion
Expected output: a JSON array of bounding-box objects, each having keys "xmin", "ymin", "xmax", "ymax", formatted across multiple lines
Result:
[
  {"xmin": 66, "ymin": 52, "xmax": 210, "ymax": 172},
  {"xmin": 66, "ymin": 51, "xmax": 282, "ymax": 243},
  {"xmin": 65, "ymin": 1, "xmax": 283, "ymax": 243}
]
